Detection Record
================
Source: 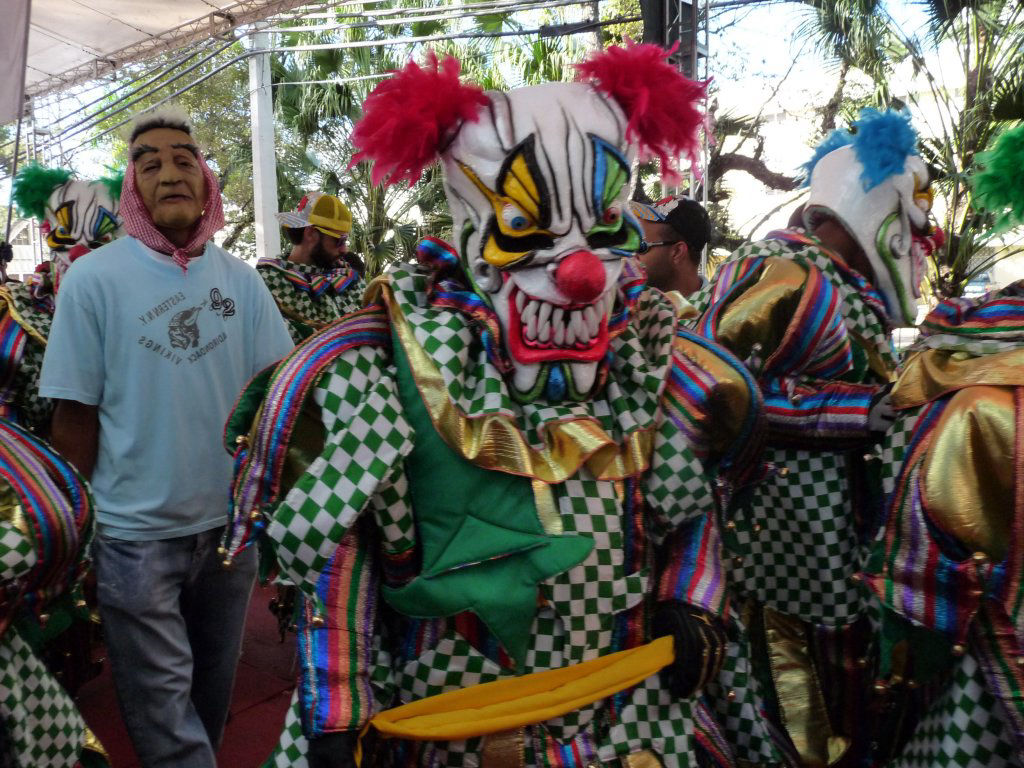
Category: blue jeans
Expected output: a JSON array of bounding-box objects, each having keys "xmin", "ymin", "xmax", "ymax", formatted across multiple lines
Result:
[{"xmin": 93, "ymin": 527, "xmax": 257, "ymax": 768}]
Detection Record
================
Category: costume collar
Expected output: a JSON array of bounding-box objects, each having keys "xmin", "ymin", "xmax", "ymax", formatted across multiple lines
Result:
[
  {"xmin": 258, "ymin": 256, "xmax": 359, "ymax": 300},
  {"xmin": 369, "ymin": 248, "xmax": 680, "ymax": 482}
]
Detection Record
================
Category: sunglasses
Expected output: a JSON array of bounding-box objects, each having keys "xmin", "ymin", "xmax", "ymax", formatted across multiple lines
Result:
[{"xmin": 636, "ymin": 240, "xmax": 682, "ymax": 254}]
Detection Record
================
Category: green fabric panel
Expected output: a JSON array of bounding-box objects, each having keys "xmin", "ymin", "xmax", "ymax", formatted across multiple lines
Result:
[
  {"xmin": 223, "ymin": 365, "xmax": 276, "ymax": 453},
  {"xmin": 384, "ymin": 336, "xmax": 592, "ymax": 669},
  {"xmin": 876, "ymin": 602, "xmax": 953, "ymax": 682}
]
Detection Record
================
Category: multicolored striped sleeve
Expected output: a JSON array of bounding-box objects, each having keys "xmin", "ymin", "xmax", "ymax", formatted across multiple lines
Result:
[
  {"xmin": 656, "ymin": 510, "xmax": 727, "ymax": 617},
  {"xmin": 297, "ymin": 518, "xmax": 380, "ymax": 736},
  {"xmin": 649, "ymin": 331, "xmax": 764, "ymax": 618},
  {"xmin": 761, "ymin": 375, "xmax": 877, "ymax": 446}
]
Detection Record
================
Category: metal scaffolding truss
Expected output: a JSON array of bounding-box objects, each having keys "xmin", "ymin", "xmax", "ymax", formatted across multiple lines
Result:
[{"xmin": 24, "ymin": 0, "xmax": 323, "ymax": 100}]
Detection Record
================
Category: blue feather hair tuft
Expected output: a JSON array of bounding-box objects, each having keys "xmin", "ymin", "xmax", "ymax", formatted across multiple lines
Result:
[
  {"xmin": 801, "ymin": 129, "xmax": 854, "ymax": 187},
  {"xmin": 850, "ymin": 108, "xmax": 919, "ymax": 191}
]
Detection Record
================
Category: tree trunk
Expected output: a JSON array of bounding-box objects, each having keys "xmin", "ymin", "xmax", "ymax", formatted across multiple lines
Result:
[{"xmin": 820, "ymin": 60, "xmax": 850, "ymax": 135}]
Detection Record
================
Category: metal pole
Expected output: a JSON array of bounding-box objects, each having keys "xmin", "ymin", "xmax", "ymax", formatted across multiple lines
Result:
[{"xmin": 248, "ymin": 30, "xmax": 280, "ymax": 262}]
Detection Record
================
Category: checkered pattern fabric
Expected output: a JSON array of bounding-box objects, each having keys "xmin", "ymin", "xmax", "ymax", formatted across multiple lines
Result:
[
  {"xmin": 0, "ymin": 626, "xmax": 86, "ymax": 768},
  {"xmin": 0, "ymin": 521, "xmax": 37, "ymax": 582},
  {"xmin": 914, "ymin": 332, "xmax": 1021, "ymax": 358},
  {"xmin": 542, "ymin": 472, "xmax": 648, "ymax": 665},
  {"xmin": 267, "ymin": 691, "xmax": 309, "ymax": 768},
  {"xmin": 645, "ymin": 411, "xmax": 716, "ymax": 538},
  {"xmin": 267, "ymin": 346, "xmax": 414, "ymax": 595},
  {"xmin": 258, "ymin": 260, "xmax": 366, "ymax": 344},
  {"xmin": 880, "ymin": 407, "xmax": 918, "ymax": 500},
  {"xmin": 259, "ymin": 264, "xmax": 735, "ymax": 768},
  {"xmin": 893, "ymin": 652, "xmax": 1020, "ymax": 768},
  {"xmin": 396, "ymin": 632, "xmax": 503, "ymax": 702},
  {"xmin": 1, "ymin": 284, "xmax": 55, "ymax": 433},
  {"xmin": 598, "ymin": 673, "xmax": 703, "ymax": 768},
  {"xmin": 369, "ymin": 463, "xmax": 416, "ymax": 556},
  {"xmin": 705, "ymin": 614, "xmax": 784, "ymax": 766},
  {"xmin": 725, "ymin": 446, "xmax": 863, "ymax": 625}
]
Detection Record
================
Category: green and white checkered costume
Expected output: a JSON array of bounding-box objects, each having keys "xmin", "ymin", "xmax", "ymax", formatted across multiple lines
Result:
[
  {"xmin": 693, "ymin": 235, "xmax": 895, "ymax": 626},
  {"xmin": 257, "ymin": 257, "xmax": 366, "ymax": 344},
  {"xmin": 691, "ymin": 231, "xmax": 899, "ymax": 766},
  {"xmin": 0, "ymin": 283, "xmax": 54, "ymax": 434},
  {"xmin": 242, "ymin": 260, "xmax": 766, "ymax": 768},
  {"xmin": 1, "ymin": 419, "xmax": 101, "ymax": 767},
  {"xmin": 0, "ymin": 626, "xmax": 87, "ymax": 768}
]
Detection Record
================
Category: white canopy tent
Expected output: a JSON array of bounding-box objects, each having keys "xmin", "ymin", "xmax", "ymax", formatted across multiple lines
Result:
[
  {"xmin": 2, "ymin": 0, "xmax": 315, "ymax": 255},
  {"xmin": 10, "ymin": 0, "xmax": 311, "ymax": 115}
]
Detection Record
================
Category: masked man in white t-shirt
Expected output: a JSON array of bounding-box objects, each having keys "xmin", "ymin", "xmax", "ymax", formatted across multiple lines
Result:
[{"xmin": 39, "ymin": 106, "xmax": 294, "ymax": 768}]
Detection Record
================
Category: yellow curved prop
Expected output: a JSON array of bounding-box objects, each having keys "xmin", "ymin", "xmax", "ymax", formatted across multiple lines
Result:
[{"xmin": 370, "ymin": 636, "xmax": 674, "ymax": 743}]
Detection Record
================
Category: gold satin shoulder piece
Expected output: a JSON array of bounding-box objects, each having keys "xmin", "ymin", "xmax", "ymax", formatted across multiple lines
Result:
[
  {"xmin": 377, "ymin": 282, "xmax": 654, "ymax": 483},
  {"xmin": 662, "ymin": 290, "xmax": 698, "ymax": 321},
  {"xmin": 0, "ymin": 287, "xmax": 48, "ymax": 348},
  {"xmin": 674, "ymin": 335, "xmax": 753, "ymax": 457},
  {"xmin": 714, "ymin": 257, "xmax": 806, "ymax": 363},
  {"xmin": 82, "ymin": 727, "xmax": 109, "ymax": 760},
  {"xmin": 922, "ymin": 385, "xmax": 1016, "ymax": 561},
  {"xmin": 893, "ymin": 347, "xmax": 1024, "ymax": 409}
]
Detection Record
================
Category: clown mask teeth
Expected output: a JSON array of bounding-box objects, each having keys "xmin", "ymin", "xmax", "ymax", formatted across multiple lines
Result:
[
  {"xmin": 509, "ymin": 285, "xmax": 612, "ymax": 360},
  {"xmin": 569, "ymin": 360, "xmax": 599, "ymax": 397}
]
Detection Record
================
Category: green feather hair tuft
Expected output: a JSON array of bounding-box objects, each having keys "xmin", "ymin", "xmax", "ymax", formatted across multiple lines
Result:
[
  {"xmin": 972, "ymin": 123, "xmax": 1024, "ymax": 231},
  {"xmin": 11, "ymin": 164, "xmax": 74, "ymax": 220},
  {"xmin": 99, "ymin": 170, "xmax": 126, "ymax": 202}
]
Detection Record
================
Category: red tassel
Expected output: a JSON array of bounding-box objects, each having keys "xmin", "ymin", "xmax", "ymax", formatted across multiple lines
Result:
[
  {"xmin": 576, "ymin": 41, "xmax": 708, "ymax": 184},
  {"xmin": 351, "ymin": 52, "xmax": 489, "ymax": 187}
]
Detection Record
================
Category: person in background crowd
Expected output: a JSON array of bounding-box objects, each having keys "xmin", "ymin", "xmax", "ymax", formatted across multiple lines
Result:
[
  {"xmin": 629, "ymin": 196, "xmax": 711, "ymax": 297},
  {"xmin": 690, "ymin": 108, "xmax": 943, "ymax": 767},
  {"xmin": 863, "ymin": 122, "xmax": 1024, "ymax": 768},
  {"xmin": 38, "ymin": 106, "xmax": 293, "ymax": 768},
  {"xmin": 257, "ymin": 191, "xmax": 367, "ymax": 344}
]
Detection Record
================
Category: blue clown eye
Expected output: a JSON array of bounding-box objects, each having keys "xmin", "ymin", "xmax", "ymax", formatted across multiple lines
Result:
[{"xmin": 501, "ymin": 203, "xmax": 532, "ymax": 232}]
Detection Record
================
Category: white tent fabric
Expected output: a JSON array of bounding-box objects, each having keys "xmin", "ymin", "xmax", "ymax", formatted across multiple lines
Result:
[
  {"xmin": 1, "ymin": 0, "xmax": 32, "ymax": 125},
  {"xmin": 20, "ymin": 0, "xmax": 311, "ymax": 104}
]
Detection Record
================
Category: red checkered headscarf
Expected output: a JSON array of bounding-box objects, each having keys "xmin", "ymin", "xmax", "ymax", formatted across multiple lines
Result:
[{"xmin": 119, "ymin": 149, "xmax": 225, "ymax": 273}]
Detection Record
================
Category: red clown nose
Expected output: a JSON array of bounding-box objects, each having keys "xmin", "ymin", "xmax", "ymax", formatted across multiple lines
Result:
[
  {"xmin": 555, "ymin": 250, "xmax": 606, "ymax": 304},
  {"xmin": 68, "ymin": 244, "xmax": 91, "ymax": 262}
]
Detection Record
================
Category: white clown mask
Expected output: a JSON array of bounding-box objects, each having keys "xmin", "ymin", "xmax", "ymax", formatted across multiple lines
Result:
[
  {"xmin": 441, "ymin": 83, "xmax": 642, "ymax": 400},
  {"xmin": 13, "ymin": 166, "xmax": 124, "ymax": 293},
  {"xmin": 802, "ymin": 110, "xmax": 938, "ymax": 327},
  {"xmin": 44, "ymin": 180, "xmax": 124, "ymax": 289},
  {"xmin": 351, "ymin": 45, "xmax": 706, "ymax": 402}
]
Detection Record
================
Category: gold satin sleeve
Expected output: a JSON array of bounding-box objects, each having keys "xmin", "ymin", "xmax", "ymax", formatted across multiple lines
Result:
[
  {"xmin": 922, "ymin": 385, "xmax": 1016, "ymax": 561},
  {"xmin": 673, "ymin": 335, "xmax": 754, "ymax": 460},
  {"xmin": 713, "ymin": 257, "xmax": 807, "ymax": 363},
  {"xmin": 893, "ymin": 347, "xmax": 1024, "ymax": 409}
]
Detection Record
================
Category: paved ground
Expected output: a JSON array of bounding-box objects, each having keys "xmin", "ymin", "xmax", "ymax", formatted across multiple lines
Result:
[{"xmin": 75, "ymin": 585, "xmax": 296, "ymax": 767}]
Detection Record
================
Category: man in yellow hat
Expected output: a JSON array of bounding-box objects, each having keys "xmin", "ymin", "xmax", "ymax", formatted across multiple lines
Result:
[{"xmin": 258, "ymin": 191, "xmax": 366, "ymax": 343}]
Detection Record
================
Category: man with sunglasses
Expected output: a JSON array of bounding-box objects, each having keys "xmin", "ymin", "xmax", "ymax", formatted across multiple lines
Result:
[
  {"xmin": 630, "ymin": 196, "xmax": 710, "ymax": 297},
  {"xmin": 258, "ymin": 191, "xmax": 367, "ymax": 343}
]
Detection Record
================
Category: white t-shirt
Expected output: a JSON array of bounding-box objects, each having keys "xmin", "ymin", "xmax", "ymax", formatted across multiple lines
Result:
[{"xmin": 40, "ymin": 236, "xmax": 294, "ymax": 540}]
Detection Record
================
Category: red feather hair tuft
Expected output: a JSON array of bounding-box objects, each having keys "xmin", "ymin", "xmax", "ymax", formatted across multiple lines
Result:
[
  {"xmin": 576, "ymin": 41, "xmax": 707, "ymax": 184},
  {"xmin": 351, "ymin": 52, "xmax": 488, "ymax": 187}
]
